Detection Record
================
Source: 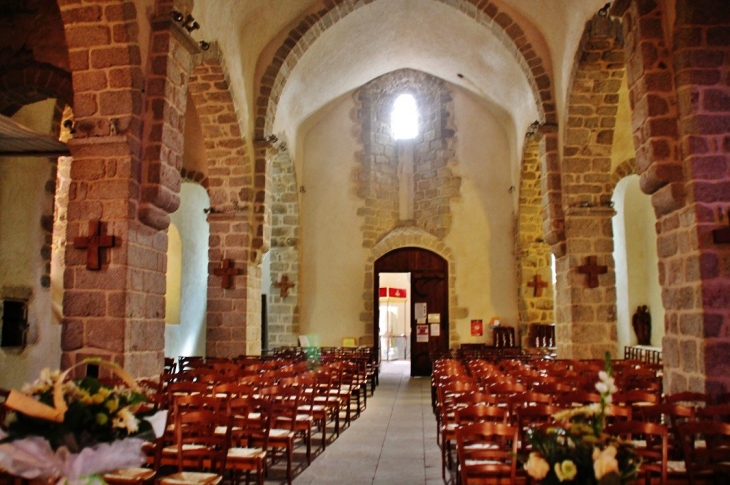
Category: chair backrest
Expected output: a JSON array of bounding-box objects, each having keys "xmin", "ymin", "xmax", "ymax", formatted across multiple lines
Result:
[
  {"xmin": 555, "ymin": 391, "xmax": 601, "ymax": 408},
  {"xmin": 604, "ymin": 404, "xmax": 633, "ymax": 424},
  {"xmin": 665, "ymin": 391, "xmax": 709, "ymax": 407},
  {"xmin": 455, "ymin": 404, "xmax": 508, "ymax": 425},
  {"xmin": 699, "ymin": 403, "xmax": 730, "ymax": 422},
  {"xmin": 174, "ymin": 408, "xmax": 230, "ymax": 473},
  {"xmin": 613, "ymin": 390, "xmax": 659, "ymax": 406},
  {"xmin": 456, "ymin": 422, "xmax": 518, "ymax": 484},
  {"xmin": 228, "ymin": 396, "xmax": 271, "ymax": 451}
]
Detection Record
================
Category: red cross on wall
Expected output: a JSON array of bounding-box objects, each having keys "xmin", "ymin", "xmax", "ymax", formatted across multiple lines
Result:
[
  {"xmin": 577, "ymin": 256, "xmax": 608, "ymax": 288},
  {"xmin": 274, "ymin": 274, "xmax": 295, "ymax": 297},
  {"xmin": 214, "ymin": 258, "xmax": 242, "ymax": 289},
  {"xmin": 527, "ymin": 273, "xmax": 549, "ymax": 296},
  {"xmin": 73, "ymin": 220, "xmax": 116, "ymax": 270}
]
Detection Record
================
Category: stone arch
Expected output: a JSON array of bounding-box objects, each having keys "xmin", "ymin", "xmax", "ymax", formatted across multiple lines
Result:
[
  {"xmin": 362, "ymin": 226, "xmax": 466, "ymax": 347},
  {"xmin": 180, "ymin": 168, "xmax": 209, "ymax": 189},
  {"xmin": 0, "ymin": 65, "xmax": 72, "ymax": 117},
  {"xmin": 188, "ymin": 44, "xmax": 252, "ymax": 218},
  {"xmin": 610, "ymin": 158, "xmax": 637, "ymax": 191}
]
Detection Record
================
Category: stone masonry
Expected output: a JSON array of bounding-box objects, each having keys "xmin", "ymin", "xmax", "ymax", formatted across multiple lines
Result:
[
  {"xmin": 267, "ymin": 148, "xmax": 300, "ymax": 349},
  {"xmin": 517, "ymin": 138, "xmax": 554, "ymax": 348}
]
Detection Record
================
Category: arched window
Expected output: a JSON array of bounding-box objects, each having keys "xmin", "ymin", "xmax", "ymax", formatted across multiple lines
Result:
[{"xmin": 391, "ymin": 93, "xmax": 419, "ymax": 140}]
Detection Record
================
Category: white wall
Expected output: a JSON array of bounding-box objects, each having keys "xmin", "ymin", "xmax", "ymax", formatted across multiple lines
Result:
[
  {"xmin": 0, "ymin": 99, "xmax": 62, "ymax": 390},
  {"xmin": 447, "ymin": 88, "xmax": 520, "ymax": 344},
  {"xmin": 301, "ymin": 95, "xmax": 366, "ymax": 346},
  {"xmin": 300, "ymin": 85, "xmax": 520, "ymax": 347},
  {"xmin": 164, "ymin": 182, "xmax": 210, "ymax": 358},
  {"xmin": 612, "ymin": 175, "xmax": 664, "ymax": 352}
]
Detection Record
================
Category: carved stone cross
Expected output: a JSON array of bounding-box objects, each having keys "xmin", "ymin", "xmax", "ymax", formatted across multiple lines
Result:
[
  {"xmin": 578, "ymin": 255, "xmax": 608, "ymax": 288},
  {"xmin": 73, "ymin": 220, "xmax": 116, "ymax": 270},
  {"xmin": 214, "ymin": 258, "xmax": 241, "ymax": 289},
  {"xmin": 274, "ymin": 274, "xmax": 295, "ymax": 297},
  {"xmin": 527, "ymin": 273, "xmax": 549, "ymax": 296}
]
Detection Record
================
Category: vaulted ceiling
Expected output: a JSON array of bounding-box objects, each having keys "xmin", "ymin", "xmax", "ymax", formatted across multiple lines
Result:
[{"xmin": 193, "ymin": 0, "xmax": 611, "ymax": 152}]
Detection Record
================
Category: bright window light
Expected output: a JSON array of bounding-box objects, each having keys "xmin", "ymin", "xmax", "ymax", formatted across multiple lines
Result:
[{"xmin": 391, "ymin": 94, "xmax": 419, "ymax": 140}]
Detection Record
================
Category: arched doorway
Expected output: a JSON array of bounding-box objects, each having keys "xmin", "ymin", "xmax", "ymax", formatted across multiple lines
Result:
[{"xmin": 374, "ymin": 248, "xmax": 449, "ymax": 377}]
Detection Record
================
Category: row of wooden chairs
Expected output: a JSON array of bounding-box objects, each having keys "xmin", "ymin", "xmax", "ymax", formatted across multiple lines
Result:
[{"xmin": 432, "ymin": 356, "xmax": 730, "ymax": 484}]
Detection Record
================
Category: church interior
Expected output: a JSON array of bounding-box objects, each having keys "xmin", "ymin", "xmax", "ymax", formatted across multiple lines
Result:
[{"xmin": 0, "ymin": 0, "xmax": 729, "ymax": 409}]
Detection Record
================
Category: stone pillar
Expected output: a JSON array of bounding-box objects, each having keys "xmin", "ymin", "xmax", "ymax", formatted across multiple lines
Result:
[
  {"xmin": 58, "ymin": 1, "xmax": 166, "ymax": 377},
  {"xmin": 517, "ymin": 139, "xmax": 554, "ymax": 348},
  {"xmin": 62, "ymin": 137, "xmax": 165, "ymax": 377},
  {"xmin": 267, "ymin": 149, "xmax": 300, "ymax": 348},
  {"xmin": 555, "ymin": 208, "xmax": 617, "ymax": 359},
  {"xmin": 615, "ymin": 0, "xmax": 730, "ymax": 395},
  {"xmin": 668, "ymin": 0, "xmax": 730, "ymax": 395},
  {"xmin": 206, "ymin": 213, "xmax": 257, "ymax": 357}
]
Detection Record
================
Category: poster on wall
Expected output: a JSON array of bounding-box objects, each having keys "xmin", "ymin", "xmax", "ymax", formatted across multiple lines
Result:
[
  {"xmin": 427, "ymin": 313, "xmax": 440, "ymax": 323},
  {"xmin": 471, "ymin": 319, "xmax": 483, "ymax": 336},
  {"xmin": 430, "ymin": 324, "xmax": 441, "ymax": 337},
  {"xmin": 416, "ymin": 324, "xmax": 429, "ymax": 342},
  {"xmin": 415, "ymin": 302, "xmax": 427, "ymax": 320}
]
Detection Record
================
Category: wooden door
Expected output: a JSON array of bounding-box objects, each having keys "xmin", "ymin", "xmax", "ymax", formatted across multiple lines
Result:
[{"xmin": 375, "ymin": 248, "xmax": 449, "ymax": 377}]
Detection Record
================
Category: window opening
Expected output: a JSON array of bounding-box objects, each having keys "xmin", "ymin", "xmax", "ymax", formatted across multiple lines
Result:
[
  {"xmin": 1, "ymin": 299, "xmax": 28, "ymax": 348},
  {"xmin": 391, "ymin": 94, "xmax": 419, "ymax": 140}
]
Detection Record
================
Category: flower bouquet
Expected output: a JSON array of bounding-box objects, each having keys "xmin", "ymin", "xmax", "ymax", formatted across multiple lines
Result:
[
  {"xmin": 522, "ymin": 353, "xmax": 641, "ymax": 484},
  {"xmin": 0, "ymin": 358, "xmax": 167, "ymax": 485}
]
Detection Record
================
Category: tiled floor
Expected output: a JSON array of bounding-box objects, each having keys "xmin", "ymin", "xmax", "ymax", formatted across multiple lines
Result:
[{"xmin": 290, "ymin": 360, "xmax": 444, "ymax": 485}]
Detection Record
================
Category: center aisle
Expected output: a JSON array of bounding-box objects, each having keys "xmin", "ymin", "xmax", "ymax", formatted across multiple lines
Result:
[{"xmin": 292, "ymin": 360, "xmax": 443, "ymax": 485}]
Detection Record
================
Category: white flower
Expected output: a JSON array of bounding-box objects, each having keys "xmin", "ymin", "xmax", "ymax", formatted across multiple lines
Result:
[
  {"xmin": 595, "ymin": 382, "xmax": 608, "ymax": 394},
  {"xmin": 524, "ymin": 452, "xmax": 550, "ymax": 480},
  {"xmin": 593, "ymin": 445, "xmax": 619, "ymax": 479},
  {"xmin": 555, "ymin": 460, "xmax": 578, "ymax": 481},
  {"xmin": 112, "ymin": 407, "xmax": 139, "ymax": 434}
]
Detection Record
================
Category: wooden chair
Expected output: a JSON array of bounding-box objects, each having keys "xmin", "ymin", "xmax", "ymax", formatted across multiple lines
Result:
[
  {"xmin": 259, "ymin": 387, "xmax": 298, "ymax": 485},
  {"xmin": 515, "ymin": 404, "xmax": 562, "ymax": 454},
  {"xmin": 156, "ymin": 394, "xmax": 224, "ymax": 469},
  {"xmin": 297, "ymin": 376, "xmax": 337, "ymax": 451},
  {"xmin": 443, "ymin": 405, "xmax": 509, "ymax": 478},
  {"xmin": 455, "ymin": 422, "xmax": 518, "ymax": 484},
  {"xmin": 225, "ymin": 397, "xmax": 270, "ymax": 485},
  {"xmin": 507, "ymin": 391, "xmax": 552, "ymax": 422},
  {"xmin": 677, "ymin": 420, "xmax": 730, "ymax": 485},
  {"xmin": 638, "ymin": 403, "xmax": 695, "ymax": 462},
  {"xmin": 157, "ymin": 409, "xmax": 229, "ymax": 485},
  {"xmin": 606, "ymin": 420, "xmax": 668, "ymax": 485}
]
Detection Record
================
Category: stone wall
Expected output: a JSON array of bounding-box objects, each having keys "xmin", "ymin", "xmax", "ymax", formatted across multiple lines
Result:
[{"xmin": 356, "ymin": 69, "xmax": 459, "ymax": 243}]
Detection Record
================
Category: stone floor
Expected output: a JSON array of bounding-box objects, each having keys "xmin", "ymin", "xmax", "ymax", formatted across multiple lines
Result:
[{"xmin": 281, "ymin": 360, "xmax": 444, "ymax": 485}]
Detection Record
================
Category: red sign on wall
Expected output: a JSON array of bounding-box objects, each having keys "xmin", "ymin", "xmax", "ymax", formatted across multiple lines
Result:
[
  {"xmin": 379, "ymin": 287, "xmax": 407, "ymax": 299},
  {"xmin": 471, "ymin": 320, "xmax": 484, "ymax": 336}
]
